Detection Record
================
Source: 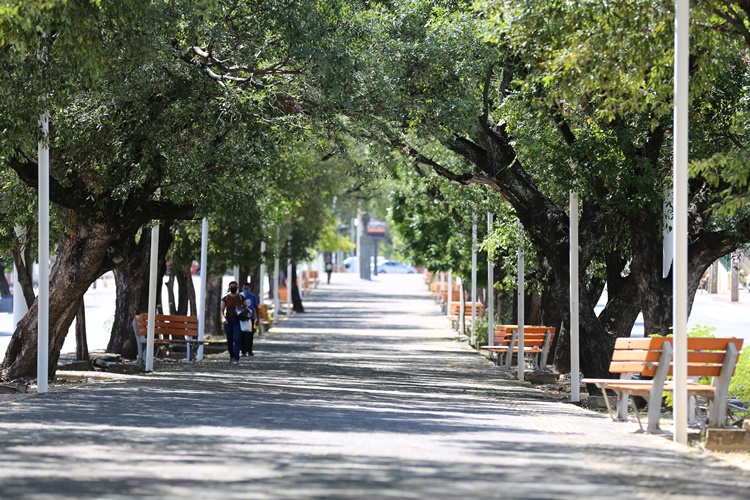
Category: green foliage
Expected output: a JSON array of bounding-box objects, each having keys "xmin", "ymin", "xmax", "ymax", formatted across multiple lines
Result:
[
  {"xmin": 472, "ymin": 315, "xmax": 489, "ymax": 345},
  {"xmin": 730, "ymin": 348, "xmax": 750, "ymax": 403}
]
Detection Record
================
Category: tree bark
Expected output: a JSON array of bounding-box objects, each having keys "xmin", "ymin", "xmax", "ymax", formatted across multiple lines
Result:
[
  {"xmin": 0, "ymin": 260, "xmax": 10, "ymax": 296},
  {"xmin": 107, "ymin": 224, "xmax": 173, "ymax": 358},
  {"xmin": 75, "ymin": 298, "xmax": 89, "ymax": 361},
  {"xmin": 291, "ymin": 263, "xmax": 304, "ymax": 313},
  {"xmin": 248, "ymin": 265, "xmax": 261, "ymax": 295},
  {"xmin": 205, "ymin": 274, "xmax": 223, "ymax": 337},
  {"xmin": 2, "ymin": 216, "xmax": 134, "ymax": 380},
  {"xmin": 12, "ymin": 245, "xmax": 35, "ymax": 309},
  {"xmin": 166, "ymin": 273, "xmax": 177, "ymax": 314}
]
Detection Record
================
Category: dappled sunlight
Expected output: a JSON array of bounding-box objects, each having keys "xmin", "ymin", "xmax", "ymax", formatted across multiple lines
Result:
[{"xmin": 1, "ymin": 274, "xmax": 749, "ymax": 497}]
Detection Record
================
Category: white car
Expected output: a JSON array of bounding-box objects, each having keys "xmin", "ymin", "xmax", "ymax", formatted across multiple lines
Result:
[
  {"xmin": 345, "ymin": 256, "xmax": 386, "ymax": 273},
  {"xmin": 374, "ymin": 260, "xmax": 417, "ymax": 274}
]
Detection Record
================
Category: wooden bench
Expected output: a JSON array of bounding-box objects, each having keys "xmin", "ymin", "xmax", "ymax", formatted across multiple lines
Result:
[
  {"xmin": 437, "ymin": 289, "xmax": 461, "ymax": 309},
  {"xmin": 446, "ymin": 301, "xmax": 485, "ymax": 330},
  {"xmin": 300, "ymin": 270, "xmax": 319, "ymax": 294},
  {"xmin": 582, "ymin": 337, "xmax": 743, "ymax": 432},
  {"xmin": 257, "ymin": 304, "xmax": 273, "ymax": 334},
  {"xmin": 132, "ymin": 313, "xmax": 206, "ymax": 361},
  {"xmin": 481, "ymin": 325, "xmax": 556, "ymax": 372}
]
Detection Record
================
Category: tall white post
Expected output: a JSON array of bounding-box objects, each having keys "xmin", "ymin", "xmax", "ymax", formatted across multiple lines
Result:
[
  {"xmin": 517, "ymin": 221, "xmax": 525, "ymax": 381},
  {"xmin": 487, "ymin": 213, "xmax": 494, "ymax": 347},
  {"xmin": 196, "ymin": 218, "xmax": 208, "ymax": 361},
  {"xmin": 273, "ymin": 256, "xmax": 280, "ymax": 324},
  {"xmin": 145, "ymin": 225, "xmax": 159, "ymax": 372},
  {"xmin": 286, "ymin": 256, "xmax": 292, "ymax": 316},
  {"xmin": 259, "ymin": 241, "xmax": 266, "ymax": 304},
  {"xmin": 673, "ymin": 0, "xmax": 690, "ymax": 445},
  {"xmin": 447, "ymin": 271, "xmax": 453, "ymax": 314},
  {"xmin": 458, "ymin": 277, "xmax": 466, "ymax": 336},
  {"xmin": 37, "ymin": 113, "xmax": 50, "ymax": 393},
  {"xmin": 356, "ymin": 206, "xmax": 362, "ymax": 258},
  {"xmin": 470, "ymin": 213, "xmax": 478, "ymax": 346},
  {"xmin": 570, "ymin": 191, "xmax": 580, "ymax": 402}
]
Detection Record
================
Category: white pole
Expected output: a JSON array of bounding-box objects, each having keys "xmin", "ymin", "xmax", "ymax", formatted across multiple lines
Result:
[
  {"xmin": 145, "ymin": 225, "xmax": 159, "ymax": 372},
  {"xmin": 286, "ymin": 256, "xmax": 292, "ymax": 316},
  {"xmin": 273, "ymin": 255, "xmax": 280, "ymax": 325},
  {"xmin": 447, "ymin": 271, "xmax": 453, "ymax": 313},
  {"xmin": 458, "ymin": 277, "xmax": 465, "ymax": 336},
  {"xmin": 196, "ymin": 218, "xmax": 208, "ymax": 361},
  {"xmin": 470, "ymin": 213, "xmax": 477, "ymax": 346},
  {"xmin": 517, "ymin": 221, "xmax": 525, "ymax": 381},
  {"xmin": 673, "ymin": 0, "xmax": 689, "ymax": 445},
  {"xmin": 356, "ymin": 206, "xmax": 362, "ymax": 258},
  {"xmin": 37, "ymin": 113, "xmax": 49, "ymax": 393},
  {"xmin": 570, "ymin": 191, "xmax": 580, "ymax": 402},
  {"xmin": 487, "ymin": 213, "xmax": 494, "ymax": 347},
  {"xmin": 259, "ymin": 241, "xmax": 266, "ymax": 304}
]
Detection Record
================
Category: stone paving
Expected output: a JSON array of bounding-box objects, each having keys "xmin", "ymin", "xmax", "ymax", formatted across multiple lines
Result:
[{"xmin": 2, "ymin": 273, "xmax": 750, "ymax": 499}]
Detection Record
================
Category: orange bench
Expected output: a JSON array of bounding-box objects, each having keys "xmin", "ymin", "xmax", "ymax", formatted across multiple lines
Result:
[
  {"xmin": 582, "ymin": 337, "xmax": 743, "ymax": 432},
  {"xmin": 132, "ymin": 313, "xmax": 206, "ymax": 361},
  {"xmin": 446, "ymin": 302, "xmax": 485, "ymax": 330},
  {"xmin": 257, "ymin": 304, "xmax": 273, "ymax": 333},
  {"xmin": 481, "ymin": 325, "xmax": 556, "ymax": 372}
]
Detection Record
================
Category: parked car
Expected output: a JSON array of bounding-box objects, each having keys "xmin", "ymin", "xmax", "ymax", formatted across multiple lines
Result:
[
  {"xmin": 374, "ymin": 260, "xmax": 417, "ymax": 274},
  {"xmin": 346, "ymin": 256, "xmax": 386, "ymax": 273}
]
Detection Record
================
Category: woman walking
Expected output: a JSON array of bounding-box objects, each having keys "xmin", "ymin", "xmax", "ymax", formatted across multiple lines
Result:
[{"xmin": 221, "ymin": 281, "xmax": 247, "ymax": 364}]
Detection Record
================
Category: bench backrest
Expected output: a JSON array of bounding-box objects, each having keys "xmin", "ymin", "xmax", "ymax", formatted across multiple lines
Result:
[
  {"xmin": 258, "ymin": 304, "xmax": 270, "ymax": 320},
  {"xmin": 134, "ymin": 314, "xmax": 199, "ymax": 339},
  {"xmin": 437, "ymin": 290, "xmax": 461, "ymax": 303},
  {"xmin": 447, "ymin": 302, "xmax": 485, "ymax": 316},
  {"xmin": 493, "ymin": 325, "xmax": 556, "ymax": 345},
  {"xmin": 610, "ymin": 336, "xmax": 744, "ymax": 377}
]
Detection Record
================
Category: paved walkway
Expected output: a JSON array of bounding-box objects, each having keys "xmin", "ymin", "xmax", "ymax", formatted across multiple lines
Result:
[{"xmin": 1, "ymin": 273, "xmax": 750, "ymax": 499}]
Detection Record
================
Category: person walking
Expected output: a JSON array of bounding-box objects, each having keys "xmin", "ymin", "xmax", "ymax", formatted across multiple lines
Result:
[
  {"xmin": 221, "ymin": 281, "xmax": 247, "ymax": 365},
  {"xmin": 325, "ymin": 261, "xmax": 333, "ymax": 284},
  {"xmin": 240, "ymin": 282, "xmax": 259, "ymax": 356}
]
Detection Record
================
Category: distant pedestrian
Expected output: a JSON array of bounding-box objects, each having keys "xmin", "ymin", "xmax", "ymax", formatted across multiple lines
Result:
[
  {"xmin": 240, "ymin": 282, "xmax": 259, "ymax": 356},
  {"xmin": 325, "ymin": 261, "xmax": 333, "ymax": 284},
  {"xmin": 221, "ymin": 281, "xmax": 247, "ymax": 365}
]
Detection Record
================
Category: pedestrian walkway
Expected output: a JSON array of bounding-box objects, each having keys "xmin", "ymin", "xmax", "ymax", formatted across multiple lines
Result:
[{"xmin": 1, "ymin": 273, "xmax": 750, "ymax": 499}]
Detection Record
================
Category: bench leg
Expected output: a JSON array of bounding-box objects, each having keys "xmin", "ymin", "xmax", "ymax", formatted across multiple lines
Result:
[{"xmin": 616, "ymin": 391, "xmax": 630, "ymax": 421}]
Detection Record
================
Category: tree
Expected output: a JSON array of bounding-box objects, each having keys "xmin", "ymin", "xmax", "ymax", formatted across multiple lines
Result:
[
  {"xmin": 314, "ymin": 0, "xmax": 750, "ymax": 378},
  {"xmin": 1, "ymin": 0, "xmax": 323, "ymax": 379}
]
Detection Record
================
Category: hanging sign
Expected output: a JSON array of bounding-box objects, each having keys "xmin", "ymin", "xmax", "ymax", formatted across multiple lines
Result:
[{"xmin": 366, "ymin": 219, "xmax": 387, "ymax": 239}]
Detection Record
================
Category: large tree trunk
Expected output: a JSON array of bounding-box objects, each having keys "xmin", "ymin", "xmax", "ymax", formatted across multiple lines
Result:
[
  {"xmin": 205, "ymin": 274, "xmax": 223, "ymax": 337},
  {"xmin": 107, "ymin": 224, "xmax": 173, "ymax": 358},
  {"xmin": 75, "ymin": 298, "xmax": 89, "ymax": 361},
  {"xmin": 248, "ymin": 265, "xmax": 261, "ymax": 296},
  {"xmin": 2, "ymin": 217, "xmax": 130, "ymax": 380},
  {"xmin": 0, "ymin": 260, "xmax": 10, "ymax": 296},
  {"xmin": 12, "ymin": 244, "xmax": 35, "ymax": 308},
  {"xmin": 291, "ymin": 263, "xmax": 304, "ymax": 313},
  {"xmin": 174, "ymin": 266, "xmax": 191, "ymax": 315}
]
